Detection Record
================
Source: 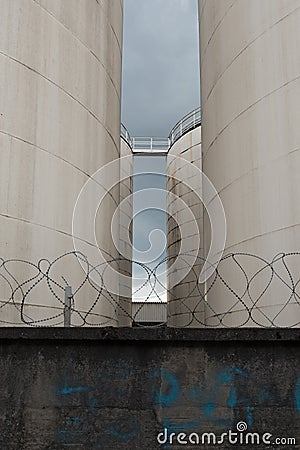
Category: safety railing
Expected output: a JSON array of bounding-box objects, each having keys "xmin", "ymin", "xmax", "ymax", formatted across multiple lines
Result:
[
  {"xmin": 121, "ymin": 107, "xmax": 201, "ymax": 154},
  {"xmin": 169, "ymin": 106, "xmax": 201, "ymax": 147},
  {"xmin": 132, "ymin": 137, "xmax": 169, "ymax": 153},
  {"xmin": 120, "ymin": 123, "xmax": 133, "ymax": 148}
]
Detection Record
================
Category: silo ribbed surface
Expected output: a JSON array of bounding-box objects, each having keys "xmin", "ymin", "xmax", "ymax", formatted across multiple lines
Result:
[
  {"xmin": 199, "ymin": 0, "xmax": 300, "ymax": 326},
  {"xmin": 167, "ymin": 127, "xmax": 204, "ymax": 327},
  {"xmin": 118, "ymin": 136, "xmax": 133, "ymax": 326},
  {"xmin": 0, "ymin": 0, "xmax": 123, "ymax": 325}
]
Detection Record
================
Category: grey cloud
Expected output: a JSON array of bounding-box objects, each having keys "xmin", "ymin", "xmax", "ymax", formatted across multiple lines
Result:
[{"xmin": 122, "ymin": 0, "xmax": 200, "ymax": 136}]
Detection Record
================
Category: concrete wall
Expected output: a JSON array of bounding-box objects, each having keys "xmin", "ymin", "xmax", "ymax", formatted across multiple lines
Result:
[
  {"xmin": 0, "ymin": 328, "xmax": 300, "ymax": 449},
  {"xmin": 199, "ymin": 0, "xmax": 300, "ymax": 326},
  {"xmin": 167, "ymin": 127, "xmax": 204, "ymax": 327},
  {"xmin": 0, "ymin": 0, "xmax": 123, "ymax": 325}
]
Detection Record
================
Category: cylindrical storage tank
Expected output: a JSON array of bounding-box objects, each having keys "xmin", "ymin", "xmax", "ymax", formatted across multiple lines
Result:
[
  {"xmin": 118, "ymin": 132, "xmax": 133, "ymax": 326},
  {"xmin": 167, "ymin": 123, "xmax": 204, "ymax": 327},
  {"xmin": 199, "ymin": 0, "xmax": 300, "ymax": 327},
  {"xmin": 0, "ymin": 0, "xmax": 124, "ymax": 326}
]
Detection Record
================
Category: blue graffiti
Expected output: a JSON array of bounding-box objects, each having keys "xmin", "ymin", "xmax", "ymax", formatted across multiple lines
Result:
[
  {"xmin": 295, "ymin": 378, "xmax": 300, "ymax": 412},
  {"xmin": 59, "ymin": 385, "xmax": 91, "ymax": 395},
  {"xmin": 97, "ymin": 363, "xmax": 133, "ymax": 397},
  {"xmin": 57, "ymin": 363, "xmax": 298, "ymax": 448},
  {"xmin": 152, "ymin": 369, "xmax": 180, "ymax": 407},
  {"xmin": 203, "ymin": 368, "xmax": 271, "ymax": 428},
  {"xmin": 58, "ymin": 378, "xmax": 94, "ymax": 444},
  {"xmin": 90, "ymin": 397, "xmax": 97, "ymax": 413},
  {"xmin": 58, "ymin": 417, "xmax": 89, "ymax": 445},
  {"xmin": 108, "ymin": 418, "xmax": 140, "ymax": 441},
  {"xmin": 57, "ymin": 365, "xmax": 139, "ymax": 449}
]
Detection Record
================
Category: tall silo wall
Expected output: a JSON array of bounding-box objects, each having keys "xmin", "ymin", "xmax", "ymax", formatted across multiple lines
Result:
[
  {"xmin": 199, "ymin": 0, "xmax": 300, "ymax": 326},
  {"xmin": 0, "ymin": 0, "xmax": 124, "ymax": 326},
  {"xmin": 118, "ymin": 136, "xmax": 133, "ymax": 326},
  {"xmin": 167, "ymin": 127, "xmax": 204, "ymax": 327}
]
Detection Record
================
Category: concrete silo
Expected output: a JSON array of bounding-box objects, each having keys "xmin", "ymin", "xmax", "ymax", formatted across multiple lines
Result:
[
  {"xmin": 199, "ymin": 0, "xmax": 300, "ymax": 326},
  {"xmin": 167, "ymin": 109, "xmax": 204, "ymax": 327},
  {"xmin": 0, "ymin": 0, "xmax": 124, "ymax": 325},
  {"xmin": 118, "ymin": 127, "xmax": 133, "ymax": 326}
]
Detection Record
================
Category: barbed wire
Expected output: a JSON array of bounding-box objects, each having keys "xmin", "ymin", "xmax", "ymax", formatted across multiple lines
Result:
[{"xmin": 0, "ymin": 252, "xmax": 300, "ymax": 327}]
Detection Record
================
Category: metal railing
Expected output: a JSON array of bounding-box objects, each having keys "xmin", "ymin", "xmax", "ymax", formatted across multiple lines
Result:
[
  {"xmin": 131, "ymin": 137, "xmax": 169, "ymax": 153},
  {"xmin": 120, "ymin": 123, "xmax": 133, "ymax": 148},
  {"xmin": 169, "ymin": 106, "xmax": 201, "ymax": 147},
  {"xmin": 121, "ymin": 107, "xmax": 201, "ymax": 154}
]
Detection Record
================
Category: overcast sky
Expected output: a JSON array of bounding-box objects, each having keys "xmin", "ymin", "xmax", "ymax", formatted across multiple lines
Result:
[
  {"xmin": 122, "ymin": 0, "xmax": 200, "ymax": 301},
  {"xmin": 122, "ymin": 0, "xmax": 200, "ymax": 137},
  {"xmin": 132, "ymin": 156, "xmax": 167, "ymax": 302}
]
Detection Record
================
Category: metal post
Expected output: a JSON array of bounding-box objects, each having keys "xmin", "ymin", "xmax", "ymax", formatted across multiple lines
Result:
[{"xmin": 64, "ymin": 285, "xmax": 72, "ymax": 327}]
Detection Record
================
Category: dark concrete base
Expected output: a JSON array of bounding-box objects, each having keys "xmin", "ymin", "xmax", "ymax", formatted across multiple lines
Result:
[{"xmin": 0, "ymin": 328, "xmax": 299, "ymax": 449}]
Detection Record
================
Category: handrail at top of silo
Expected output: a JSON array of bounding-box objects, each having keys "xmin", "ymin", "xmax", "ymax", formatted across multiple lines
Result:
[
  {"xmin": 169, "ymin": 106, "xmax": 201, "ymax": 148},
  {"xmin": 120, "ymin": 107, "xmax": 201, "ymax": 153},
  {"xmin": 132, "ymin": 136, "xmax": 170, "ymax": 153},
  {"xmin": 121, "ymin": 123, "xmax": 133, "ymax": 148}
]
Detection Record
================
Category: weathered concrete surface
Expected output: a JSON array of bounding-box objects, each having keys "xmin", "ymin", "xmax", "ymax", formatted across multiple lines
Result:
[
  {"xmin": 0, "ymin": 0, "xmax": 123, "ymax": 325},
  {"xmin": 199, "ymin": 0, "xmax": 300, "ymax": 326},
  {"xmin": 167, "ymin": 127, "xmax": 204, "ymax": 327},
  {"xmin": 0, "ymin": 328, "xmax": 300, "ymax": 449}
]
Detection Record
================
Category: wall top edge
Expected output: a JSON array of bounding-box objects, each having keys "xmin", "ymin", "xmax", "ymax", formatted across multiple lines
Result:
[{"xmin": 0, "ymin": 328, "xmax": 299, "ymax": 342}]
